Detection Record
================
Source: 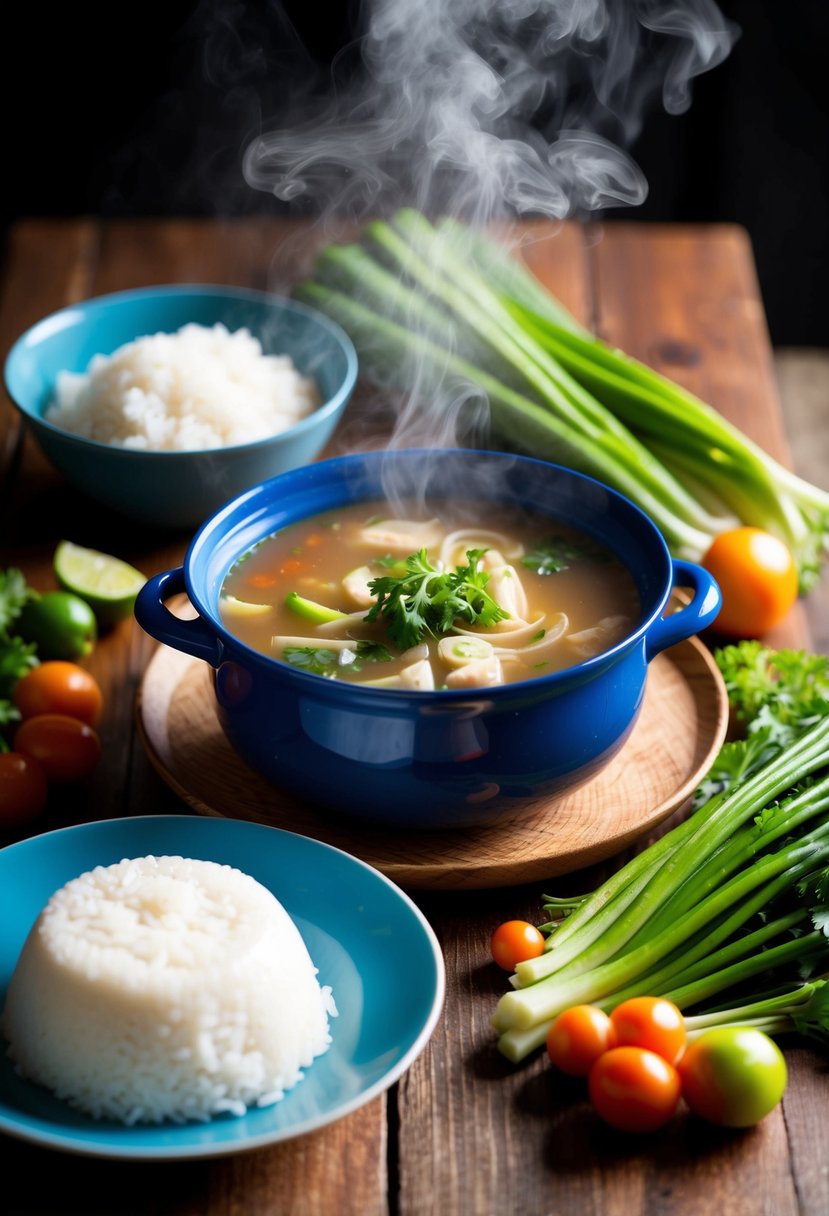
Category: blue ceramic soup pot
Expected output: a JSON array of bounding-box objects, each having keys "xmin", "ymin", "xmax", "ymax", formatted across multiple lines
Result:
[{"xmin": 135, "ymin": 449, "xmax": 722, "ymax": 829}]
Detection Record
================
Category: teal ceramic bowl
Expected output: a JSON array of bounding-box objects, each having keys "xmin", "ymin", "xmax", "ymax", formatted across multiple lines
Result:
[{"xmin": 3, "ymin": 285, "xmax": 358, "ymax": 529}]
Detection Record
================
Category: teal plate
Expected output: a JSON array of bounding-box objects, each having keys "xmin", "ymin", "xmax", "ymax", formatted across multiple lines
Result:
[{"xmin": 0, "ymin": 816, "xmax": 445, "ymax": 1159}]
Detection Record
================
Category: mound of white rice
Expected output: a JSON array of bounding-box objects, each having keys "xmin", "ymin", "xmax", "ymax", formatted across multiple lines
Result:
[
  {"xmin": 47, "ymin": 323, "xmax": 320, "ymax": 451},
  {"xmin": 2, "ymin": 855, "xmax": 336, "ymax": 1125}
]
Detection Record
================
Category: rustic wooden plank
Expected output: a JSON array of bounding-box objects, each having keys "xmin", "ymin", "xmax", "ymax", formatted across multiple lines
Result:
[
  {"xmin": 774, "ymin": 348, "xmax": 829, "ymax": 654},
  {"xmin": 0, "ymin": 219, "xmax": 100, "ymax": 486},
  {"xmin": 590, "ymin": 221, "xmax": 811, "ymax": 652},
  {"xmin": 2, "ymin": 218, "xmax": 827, "ymax": 1216},
  {"xmin": 0, "ymin": 219, "xmax": 389, "ymax": 1216},
  {"xmin": 592, "ymin": 221, "xmax": 826, "ymax": 1216},
  {"xmin": 395, "ymin": 223, "xmax": 594, "ymax": 1216},
  {"xmin": 515, "ymin": 219, "xmax": 593, "ymax": 328},
  {"xmin": 98, "ymin": 220, "xmax": 388, "ymax": 1216},
  {"xmin": 398, "ymin": 221, "xmax": 822, "ymax": 1216},
  {"xmin": 200, "ymin": 1119, "xmax": 388, "ymax": 1216},
  {"xmin": 91, "ymin": 217, "xmax": 334, "ymax": 297}
]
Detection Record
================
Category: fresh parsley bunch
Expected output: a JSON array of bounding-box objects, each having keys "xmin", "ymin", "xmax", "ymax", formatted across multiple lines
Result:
[{"xmin": 365, "ymin": 547, "xmax": 508, "ymax": 651}]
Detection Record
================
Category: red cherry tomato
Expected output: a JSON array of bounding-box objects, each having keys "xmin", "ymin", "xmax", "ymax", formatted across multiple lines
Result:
[
  {"xmin": 490, "ymin": 920, "xmax": 545, "ymax": 971},
  {"xmin": 678, "ymin": 1027, "xmax": 787, "ymax": 1127},
  {"xmin": 610, "ymin": 996, "xmax": 686, "ymax": 1065},
  {"xmin": 702, "ymin": 527, "xmax": 798, "ymax": 638},
  {"xmin": 0, "ymin": 752, "xmax": 49, "ymax": 827},
  {"xmin": 13, "ymin": 661, "xmax": 103, "ymax": 726},
  {"xmin": 546, "ymin": 1005, "xmax": 617, "ymax": 1076},
  {"xmin": 589, "ymin": 1047, "xmax": 681, "ymax": 1133},
  {"xmin": 14, "ymin": 714, "xmax": 101, "ymax": 783}
]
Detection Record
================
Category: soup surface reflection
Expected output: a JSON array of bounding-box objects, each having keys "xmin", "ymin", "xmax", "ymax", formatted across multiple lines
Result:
[{"xmin": 219, "ymin": 501, "xmax": 640, "ymax": 690}]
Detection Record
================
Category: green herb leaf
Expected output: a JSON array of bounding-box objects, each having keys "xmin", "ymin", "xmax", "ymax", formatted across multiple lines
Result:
[
  {"xmin": 0, "ymin": 633, "xmax": 38, "ymax": 699},
  {"xmin": 0, "ymin": 568, "xmax": 34, "ymax": 633},
  {"xmin": 365, "ymin": 547, "xmax": 508, "ymax": 650},
  {"xmin": 790, "ymin": 980, "xmax": 829, "ymax": 1045},
  {"xmin": 354, "ymin": 640, "xmax": 393, "ymax": 664},
  {"xmin": 281, "ymin": 646, "xmax": 340, "ymax": 676},
  {"xmin": 693, "ymin": 730, "xmax": 781, "ymax": 806},
  {"xmin": 520, "ymin": 535, "xmax": 606, "ymax": 577},
  {"xmin": 716, "ymin": 642, "xmax": 829, "ymax": 737},
  {"xmin": 281, "ymin": 640, "xmax": 393, "ymax": 678},
  {"xmin": 0, "ymin": 700, "xmax": 21, "ymax": 727}
]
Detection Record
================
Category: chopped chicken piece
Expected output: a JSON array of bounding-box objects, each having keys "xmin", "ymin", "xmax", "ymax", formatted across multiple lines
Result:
[
  {"xmin": 341, "ymin": 565, "xmax": 376, "ymax": 608},
  {"xmin": 445, "ymin": 655, "xmax": 504, "ymax": 689},
  {"xmin": 487, "ymin": 564, "xmax": 528, "ymax": 621},
  {"xmin": 567, "ymin": 615, "xmax": 630, "ymax": 659},
  {"xmin": 399, "ymin": 658, "xmax": 435, "ymax": 691},
  {"xmin": 357, "ymin": 518, "xmax": 443, "ymax": 554}
]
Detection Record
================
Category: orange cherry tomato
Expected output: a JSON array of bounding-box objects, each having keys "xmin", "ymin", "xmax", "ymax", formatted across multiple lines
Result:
[
  {"xmin": 610, "ymin": 996, "xmax": 686, "ymax": 1065},
  {"xmin": 14, "ymin": 714, "xmax": 101, "ymax": 783},
  {"xmin": 546, "ymin": 1005, "xmax": 617, "ymax": 1076},
  {"xmin": 589, "ymin": 1047, "xmax": 681, "ymax": 1133},
  {"xmin": 702, "ymin": 527, "xmax": 798, "ymax": 638},
  {"xmin": 13, "ymin": 661, "xmax": 103, "ymax": 726},
  {"xmin": 490, "ymin": 920, "xmax": 545, "ymax": 971},
  {"xmin": 0, "ymin": 752, "xmax": 49, "ymax": 828}
]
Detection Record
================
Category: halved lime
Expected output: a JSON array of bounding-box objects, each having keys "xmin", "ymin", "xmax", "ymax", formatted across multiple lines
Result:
[{"xmin": 54, "ymin": 541, "xmax": 146, "ymax": 626}]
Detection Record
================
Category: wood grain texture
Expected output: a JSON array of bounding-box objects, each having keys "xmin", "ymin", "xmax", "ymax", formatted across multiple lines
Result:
[
  {"xmin": 774, "ymin": 349, "xmax": 829, "ymax": 654},
  {"xmin": 0, "ymin": 218, "xmax": 388, "ymax": 1216},
  {"xmin": 394, "ymin": 220, "xmax": 825, "ymax": 1216},
  {"xmin": 590, "ymin": 222, "xmax": 826, "ymax": 1216},
  {"xmin": 136, "ymin": 636, "xmax": 727, "ymax": 889},
  {"xmin": 1, "ymin": 218, "xmax": 826, "ymax": 1216},
  {"xmin": 590, "ymin": 221, "xmax": 810, "ymax": 651},
  {"xmin": 0, "ymin": 220, "xmax": 99, "ymax": 494}
]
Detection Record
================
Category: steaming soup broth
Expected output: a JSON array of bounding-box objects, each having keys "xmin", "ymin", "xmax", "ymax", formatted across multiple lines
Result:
[{"xmin": 219, "ymin": 502, "xmax": 640, "ymax": 689}]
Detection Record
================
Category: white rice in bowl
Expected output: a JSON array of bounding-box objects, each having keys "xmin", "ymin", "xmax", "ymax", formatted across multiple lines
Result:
[
  {"xmin": 46, "ymin": 323, "xmax": 321, "ymax": 451},
  {"xmin": 2, "ymin": 855, "xmax": 337, "ymax": 1125}
]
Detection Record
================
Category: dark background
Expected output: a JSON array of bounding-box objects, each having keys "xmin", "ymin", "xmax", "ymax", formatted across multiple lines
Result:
[{"xmin": 3, "ymin": 0, "xmax": 827, "ymax": 346}]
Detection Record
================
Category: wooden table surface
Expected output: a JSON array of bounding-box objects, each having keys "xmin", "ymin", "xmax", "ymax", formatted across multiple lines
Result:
[{"xmin": 1, "ymin": 217, "xmax": 827, "ymax": 1216}]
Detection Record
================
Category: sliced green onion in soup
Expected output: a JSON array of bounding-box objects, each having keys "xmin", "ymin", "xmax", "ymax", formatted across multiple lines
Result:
[{"xmin": 438, "ymin": 636, "xmax": 495, "ymax": 667}]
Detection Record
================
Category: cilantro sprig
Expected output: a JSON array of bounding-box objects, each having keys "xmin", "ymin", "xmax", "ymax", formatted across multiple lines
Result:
[
  {"xmin": 716, "ymin": 641, "xmax": 829, "ymax": 735},
  {"xmin": 520, "ymin": 534, "xmax": 608, "ymax": 576},
  {"xmin": 282, "ymin": 639, "xmax": 394, "ymax": 677},
  {"xmin": 365, "ymin": 547, "xmax": 508, "ymax": 651},
  {"xmin": 0, "ymin": 569, "xmax": 38, "ymax": 747}
]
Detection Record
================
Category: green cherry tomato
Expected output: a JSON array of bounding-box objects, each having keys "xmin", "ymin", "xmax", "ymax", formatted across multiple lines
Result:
[
  {"xmin": 16, "ymin": 591, "xmax": 97, "ymax": 660},
  {"xmin": 679, "ymin": 1027, "xmax": 787, "ymax": 1127}
]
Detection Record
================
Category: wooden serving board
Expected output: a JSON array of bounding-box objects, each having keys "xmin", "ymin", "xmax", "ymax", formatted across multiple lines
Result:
[{"xmin": 136, "ymin": 635, "xmax": 728, "ymax": 890}]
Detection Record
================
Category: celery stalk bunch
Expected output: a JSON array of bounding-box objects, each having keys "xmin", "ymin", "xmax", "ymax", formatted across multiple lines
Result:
[{"xmin": 295, "ymin": 210, "xmax": 828, "ymax": 590}]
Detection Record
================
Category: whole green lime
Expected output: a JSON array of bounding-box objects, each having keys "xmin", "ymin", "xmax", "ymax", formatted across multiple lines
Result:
[{"xmin": 17, "ymin": 591, "xmax": 97, "ymax": 660}]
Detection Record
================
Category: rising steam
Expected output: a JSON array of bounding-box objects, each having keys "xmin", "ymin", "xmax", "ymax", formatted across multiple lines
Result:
[
  {"xmin": 243, "ymin": 0, "xmax": 737, "ymax": 223},
  {"xmin": 242, "ymin": 0, "xmax": 737, "ymax": 496}
]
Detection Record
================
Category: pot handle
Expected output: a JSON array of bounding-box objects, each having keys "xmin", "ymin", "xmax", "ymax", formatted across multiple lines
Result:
[
  {"xmin": 134, "ymin": 567, "xmax": 224, "ymax": 668},
  {"xmin": 645, "ymin": 559, "xmax": 722, "ymax": 661}
]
